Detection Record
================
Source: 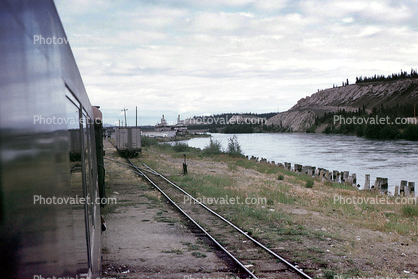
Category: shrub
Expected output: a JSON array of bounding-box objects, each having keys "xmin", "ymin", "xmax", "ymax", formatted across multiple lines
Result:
[
  {"xmin": 400, "ymin": 125, "xmax": 418, "ymax": 141},
  {"xmin": 141, "ymin": 136, "xmax": 159, "ymax": 147},
  {"xmin": 278, "ymin": 175, "xmax": 285, "ymax": 180},
  {"xmin": 305, "ymin": 125, "xmax": 316, "ymax": 133},
  {"xmin": 323, "ymin": 126, "xmax": 332, "ymax": 134},
  {"xmin": 226, "ymin": 135, "xmax": 244, "ymax": 157},
  {"xmin": 158, "ymin": 143, "xmax": 172, "ymax": 150},
  {"xmin": 172, "ymin": 142, "xmax": 190, "ymax": 152},
  {"xmin": 305, "ymin": 179, "xmax": 314, "ymax": 188},
  {"xmin": 324, "ymin": 270, "xmax": 337, "ymax": 279},
  {"xmin": 202, "ymin": 138, "xmax": 223, "ymax": 156}
]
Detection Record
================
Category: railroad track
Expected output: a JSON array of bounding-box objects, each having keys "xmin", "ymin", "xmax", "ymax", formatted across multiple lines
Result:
[{"xmin": 104, "ymin": 151, "xmax": 312, "ymax": 279}]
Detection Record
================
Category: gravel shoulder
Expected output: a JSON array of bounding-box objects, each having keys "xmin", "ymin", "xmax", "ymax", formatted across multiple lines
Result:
[{"xmin": 101, "ymin": 141, "xmax": 237, "ymax": 279}]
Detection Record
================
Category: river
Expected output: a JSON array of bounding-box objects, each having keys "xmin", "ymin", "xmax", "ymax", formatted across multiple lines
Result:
[{"xmin": 184, "ymin": 133, "xmax": 418, "ymax": 195}]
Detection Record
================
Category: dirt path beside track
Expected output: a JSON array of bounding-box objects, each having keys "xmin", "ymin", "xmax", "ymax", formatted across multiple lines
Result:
[{"xmin": 101, "ymin": 141, "xmax": 238, "ymax": 279}]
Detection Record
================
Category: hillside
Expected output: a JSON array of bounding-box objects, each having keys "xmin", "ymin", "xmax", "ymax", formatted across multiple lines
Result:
[{"xmin": 267, "ymin": 78, "xmax": 418, "ymax": 132}]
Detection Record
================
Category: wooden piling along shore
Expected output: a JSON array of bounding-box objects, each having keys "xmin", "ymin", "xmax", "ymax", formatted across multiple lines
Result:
[{"xmin": 246, "ymin": 156, "xmax": 416, "ymax": 197}]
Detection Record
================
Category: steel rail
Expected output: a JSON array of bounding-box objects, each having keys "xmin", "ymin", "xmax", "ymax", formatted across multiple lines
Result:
[
  {"xmin": 104, "ymin": 157, "xmax": 159, "ymax": 175},
  {"xmin": 125, "ymin": 158, "xmax": 258, "ymax": 279},
  {"xmin": 107, "ymin": 139, "xmax": 117, "ymax": 148},
  {"xmin": 140, "ymin": 161, "xmax": 313, "ymax": 279},
  {"xmin": 105, "ymin": 136, "xmax": 311, "ymax": 279}
]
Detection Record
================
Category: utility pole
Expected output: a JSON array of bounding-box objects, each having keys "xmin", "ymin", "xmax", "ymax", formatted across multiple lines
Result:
[
  {"xmin": 121, "ymin": 108, "xmax": 128, "ymax": 127},
  {"xmin": 136, "ymin": 106, "xmax": 138, "ymax": 127}
]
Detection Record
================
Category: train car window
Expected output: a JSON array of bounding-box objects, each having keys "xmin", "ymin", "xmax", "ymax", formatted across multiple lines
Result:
[
  {"xmin": 65, "ymin": 85, "xmax": 81, "ymax": 109},
  {"xmin": 66, "ymin": 96, "xmax": 89, "ymax": 275}
]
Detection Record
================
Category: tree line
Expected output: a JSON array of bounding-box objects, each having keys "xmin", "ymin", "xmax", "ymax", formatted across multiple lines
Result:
[
  {"xmin": 308, "ymin": 103, "xmax": 418, "ymax": 141},
  {"xmin": 355, "ymin": 68, "xmax": 418, "ymax": 84},
  {"xmin": 328, "ymin": 69, "xmax": 418, "ymax": 89}
]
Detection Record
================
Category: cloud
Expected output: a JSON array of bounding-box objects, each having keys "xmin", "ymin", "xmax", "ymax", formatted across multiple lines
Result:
[
  {"xmin": 54, "ymin": 0, "xmax": 115, "ymax": 15},
  {"xmin": 253, "ymin": 0, "xmax": 288, "ymax": 11},
  {"xmin": 54, "ymin": 0, "xmax": 418, "ymax": 124},
  {"xmin": 300, "ymin": 0, "xmax": 412, "ymax": 23}
]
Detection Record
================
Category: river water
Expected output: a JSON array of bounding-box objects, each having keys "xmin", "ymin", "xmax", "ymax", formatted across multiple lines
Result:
[{"xmin": 185, "ymin": 133, "xmax": 418, "ymax": 195}]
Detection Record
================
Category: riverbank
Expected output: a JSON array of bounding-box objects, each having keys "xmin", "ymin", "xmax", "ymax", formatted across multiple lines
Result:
[
  {"xmin": 183, "ymin": 133, "xmax": 418, "ymax": 194},
  {"xmin": 138, "ymin": 142, "xmax": 418, "ymax": 278},
  {"xmin": 103, "ymin": 139, "xmax": 418, "ymax": 278}
]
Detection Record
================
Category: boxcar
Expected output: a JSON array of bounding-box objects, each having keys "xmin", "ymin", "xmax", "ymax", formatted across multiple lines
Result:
[{"xmin": 115, "ymin": 127, "xmax": 142, "ymax": 158}]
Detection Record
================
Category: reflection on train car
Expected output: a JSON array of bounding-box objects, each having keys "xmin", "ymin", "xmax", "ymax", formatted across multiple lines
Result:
[
  {"xmin": 69, "ymin": 129, "xmax": 82, "ymax": 161},
  {"xmin": 0, "ymin": 1, "xmax": 105, "ymax": 278}
]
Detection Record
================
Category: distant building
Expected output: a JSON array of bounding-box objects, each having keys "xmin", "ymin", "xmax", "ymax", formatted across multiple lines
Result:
[
  {"xmin": 152, "ymin": 114, "xmax": 188, "ymax": 136},
  {"xmin": 155, "ymin": 115, "xmax": 172, "ymax": 131},
  {"xmin": 173, "ymin": 115, "xmax": 187, "ymax": 134}
]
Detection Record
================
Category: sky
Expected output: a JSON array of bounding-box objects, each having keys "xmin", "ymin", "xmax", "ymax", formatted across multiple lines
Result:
[{"xmin": 54, "ymin": 0, "xmax": 418, "ymax": 126}]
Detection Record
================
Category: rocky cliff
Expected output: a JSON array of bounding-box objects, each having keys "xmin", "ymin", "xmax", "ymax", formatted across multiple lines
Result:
[
  {"xmin": 267, "ymin": 79, "xmax": 418, "ymax": 132},
  {"xmin": 266, "ymin": 109, "xmax": 317, "ymax": 132}
]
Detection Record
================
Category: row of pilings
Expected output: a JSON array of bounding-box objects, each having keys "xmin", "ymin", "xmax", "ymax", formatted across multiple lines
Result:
[{"xmin": 247, "ymin": 156, "xmax": 415, "ymax": 197}]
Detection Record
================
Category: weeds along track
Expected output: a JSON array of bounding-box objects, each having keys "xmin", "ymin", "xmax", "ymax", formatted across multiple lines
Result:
[{"xmin": 105, "ymin": 153, "xmax": 312, "ymax": 279}]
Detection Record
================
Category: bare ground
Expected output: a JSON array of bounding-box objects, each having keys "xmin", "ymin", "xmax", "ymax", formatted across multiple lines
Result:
[{"xmin": 101, "ymin": 142, "xmax": 239, "ymax": 279}]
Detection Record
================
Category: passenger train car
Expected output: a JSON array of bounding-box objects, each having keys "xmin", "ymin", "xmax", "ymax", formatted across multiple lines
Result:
[{"xmin": 0, "ymin": 1, "xmax": 105, "ymax": 278}]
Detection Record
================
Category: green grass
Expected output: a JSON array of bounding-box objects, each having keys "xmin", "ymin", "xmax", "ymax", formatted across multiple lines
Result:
[
  {"xmin": 154, "ymin": 216, "xmax": 177, "ymax": 224},
  {"xmin": 133, "ymin": 142, "xmax": 418, "ymax": 278},
  {"xmin": 306, "ymin": 179, "xmax": 314, "ymax": 188},
  {"xmin": 171, "ymin": 174, "xmax": 236, "ymax": 198},
  {"xmin": 162, "ymin": 249, "xmax": 183, "ymax": 254},
  {"xmin": 308, "ymin": 247, "xmax": 325, "ymax": 253},
  {"xmin": 182, "ymin": 242, "xmax": 200, "ymax": 251},
  {"xmin": 259, "ymin": 184, "xmax": 295, "ymax": 205},
  {"xmin": 191, "ymin": 251, "xmax": 207, "ymax": 258},
  {"xmin": 402, "ymin": 204, "xmax": 418, "ymax": 217},
  {"xmin": 142, "ymin": 193, "xmax": 161, "ymax": 203},
  {"xmin": 234, "ymin": 158, "xmax": 279, "ymax": 174},
  {"xmin": 141, "ymin": 136, "xmax": 159, "ymax": 148},
  {"xmin": 328, "ymin": 181, "xmax": 358, "ymax": 190}
]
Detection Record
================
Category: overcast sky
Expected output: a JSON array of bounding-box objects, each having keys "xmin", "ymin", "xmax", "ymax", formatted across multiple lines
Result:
[{"xmin": 55, "ymin": 0, "xmax": 418, "ymax": 126}]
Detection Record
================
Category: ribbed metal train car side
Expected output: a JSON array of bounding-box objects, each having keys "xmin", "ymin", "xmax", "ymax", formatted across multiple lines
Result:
[
  {"xmin": 115, "ymin": 127, "xmax": 142, "ymax": 158},
  {"xmin": 0, "ymin": 1, "xmax": 102, "ymax": 278}
]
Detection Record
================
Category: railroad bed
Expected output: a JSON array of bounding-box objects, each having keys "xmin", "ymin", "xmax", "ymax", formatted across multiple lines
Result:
[{"xmin": 105, "ymin": 141, "xmax": 312, "ymax": 279}]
